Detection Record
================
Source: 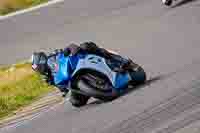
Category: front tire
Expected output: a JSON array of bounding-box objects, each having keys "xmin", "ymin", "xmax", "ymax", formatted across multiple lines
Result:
[
  {"xmin": 77, "ymin": 79, "xmax": 117, "ymax": 101},
  {"xmin": 69, "ymin": 92, "xmax": 90, "ymax": 107},
  {"xmin": 72, "ymin": 70, "xmax": 116, "ymax": 101}
]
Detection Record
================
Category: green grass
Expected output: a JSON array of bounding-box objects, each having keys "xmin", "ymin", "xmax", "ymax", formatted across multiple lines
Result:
[
  {"xmin": 0, "ymin": 0, "xmax": 49, "ymax": 15},
  {"xmin": 0, "ymin": 63, "xmax": 55, "ymax": 119}
]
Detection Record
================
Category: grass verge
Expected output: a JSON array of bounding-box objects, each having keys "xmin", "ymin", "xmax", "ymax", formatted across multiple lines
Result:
[
  {"xmin": 0, "ymin": 0, "xmax": 49, "ymax": 15},
  {"xmin": 0, "ymin": 62, "xmax": 55, "ymax": 119}
]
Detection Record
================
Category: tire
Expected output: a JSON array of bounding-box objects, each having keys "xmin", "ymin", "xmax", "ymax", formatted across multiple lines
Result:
[
  {"xmin": 77, "ymin": 79, "xmax": 116, "ymax": 101},
  {"xmin": 72, "ymin": 70, "xmax": 116, "ymax": 101},
  {"xmin": 69, "ymin": 92, "xmax": 90, "ymax": 107}
]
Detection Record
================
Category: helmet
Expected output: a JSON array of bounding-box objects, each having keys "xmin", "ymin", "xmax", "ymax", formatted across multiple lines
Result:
[
  {"xmin": 63, "ymin": 47, "xmax": 71, "ymax": 57},
  {"xmin": 31, "ymin": 52, "xmax": 48, "ymax": 75},
  {"xmin": 80, "ymin": 41, "xmax": 98, "ymax": 51},
  {"xmin": 64, "ymin": 43, "xmax": 80, "ymax": 56}
]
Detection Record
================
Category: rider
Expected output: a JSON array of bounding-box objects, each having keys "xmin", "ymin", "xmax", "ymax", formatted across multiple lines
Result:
[
  {"xmin": 31, "ymin": 50, "xmax": 68, "ymax": 95},
  {"xmin": 31, "ymin": 42, "xmax": 112, "ymax": 96}
]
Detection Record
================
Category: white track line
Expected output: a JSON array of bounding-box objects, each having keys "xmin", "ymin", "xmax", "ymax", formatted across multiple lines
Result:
[
  {"xmin": 0, "ymin": 0, "xmax": 64, "ymax": 20},
  {"xmin": 0, "ymin": 98, "xmax": 69, "ymax": 132}
]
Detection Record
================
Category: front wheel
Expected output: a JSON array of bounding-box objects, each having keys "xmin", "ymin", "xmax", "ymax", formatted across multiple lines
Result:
[
  {"xmin": 69, "ymin": 92, "xmax": 90, "ymax": 107},
  {"xmin": 72, "ymin": 70, "xmax": 117, "ymax": 101}
]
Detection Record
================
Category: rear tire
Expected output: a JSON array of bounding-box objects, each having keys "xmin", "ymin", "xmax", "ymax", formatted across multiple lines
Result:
[{"xmin": 69, "ymin": 92, "xmax": 90, "ymax": 107}]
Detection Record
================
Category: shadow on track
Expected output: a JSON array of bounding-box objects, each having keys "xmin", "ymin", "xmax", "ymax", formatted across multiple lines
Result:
[
  {"xmin": 120, "ymin": 75, "xmax": 166, "ymax": 97},
  {"xmin": 172, "ymin": 0, "xmax": 198, "ymax": 8}
]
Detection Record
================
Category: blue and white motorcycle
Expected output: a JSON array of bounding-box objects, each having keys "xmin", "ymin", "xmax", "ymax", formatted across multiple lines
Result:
[{"xmin": 32, "ymin": 49, "xmax": 146, "ymax": 107}]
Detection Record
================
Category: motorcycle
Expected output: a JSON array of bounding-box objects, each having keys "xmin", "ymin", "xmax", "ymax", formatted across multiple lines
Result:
[{"xmin": 33, "ymin": 49, "xmax": 146, "ymax": 107}]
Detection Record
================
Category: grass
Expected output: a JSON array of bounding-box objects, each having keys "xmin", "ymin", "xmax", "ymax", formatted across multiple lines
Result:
[
  {"xmin": 0, "ymin": 0, "xmax": 49, "ymax": 15},
  {"xmin": 0, "ymin": 63, "xmax": 55, "ymax": 119}
]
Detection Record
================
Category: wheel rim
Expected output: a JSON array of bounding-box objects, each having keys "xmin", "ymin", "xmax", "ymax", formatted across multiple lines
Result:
[{"xmin": 80, "ymin": 73, "xmax": 112, "ymax": 92}]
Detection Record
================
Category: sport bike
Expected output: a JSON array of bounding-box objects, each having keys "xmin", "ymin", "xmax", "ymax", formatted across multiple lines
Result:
[{"xmin": 33, "ymin": 49, "xmax": 146, "ymax": 107}]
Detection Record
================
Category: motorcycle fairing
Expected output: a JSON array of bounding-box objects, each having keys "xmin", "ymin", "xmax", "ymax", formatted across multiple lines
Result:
[
  {"xmin": 71, "ymin": 54, "xmax": 131, "ymax": 91},
  {"xmin": 48, "ymin": 53, "xmax": 71, "ymax": 85}
]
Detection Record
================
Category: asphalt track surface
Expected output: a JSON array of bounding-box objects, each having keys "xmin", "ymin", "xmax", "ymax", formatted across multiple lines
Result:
[{"xmin": 1, "ymin": 0, "xmax": 200, "ymax": 133}]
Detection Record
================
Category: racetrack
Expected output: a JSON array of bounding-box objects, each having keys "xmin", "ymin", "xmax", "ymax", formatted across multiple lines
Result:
[{"xmin": 1, "ymin": 0, "xmax": 200, "ymax": 132}]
